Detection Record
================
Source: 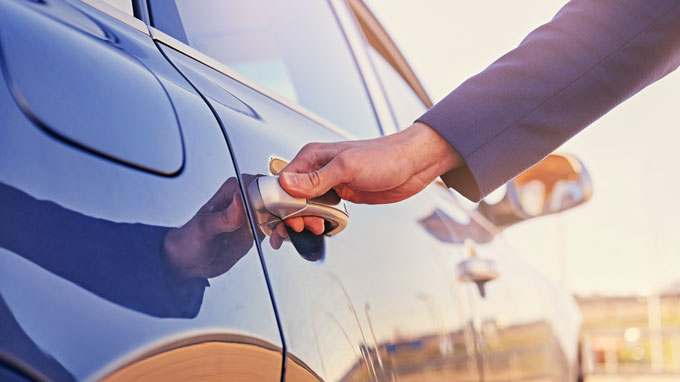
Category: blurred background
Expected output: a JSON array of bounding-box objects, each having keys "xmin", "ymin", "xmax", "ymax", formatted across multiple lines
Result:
[{"xmin": 366, "ymin": 0, "xmax": 680, "ymax": 380}]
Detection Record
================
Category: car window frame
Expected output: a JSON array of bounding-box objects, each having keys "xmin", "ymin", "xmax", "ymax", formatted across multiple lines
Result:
[
  {"xmin": 73, "ymin": 0, "xmax": 148, "ymax": 34},
  {"xmin": 72, "ymin": 0, "xmax": 425, "ymax": 140},
  {"xmin": 345, "ymin": 0, "xmax": 432, "ymax": 109},
  {"xmin": 143, "ymin": 0, "xmax": 387, "ymax": 139},
  {"xmin": 341, "ymin": 0, "xmax": 433, "ymax": 134}
]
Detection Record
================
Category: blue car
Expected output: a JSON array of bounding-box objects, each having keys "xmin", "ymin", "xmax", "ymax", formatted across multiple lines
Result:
[{"xmin": 0, "ymin": 0, "xmax": 592, "ymax": 381}]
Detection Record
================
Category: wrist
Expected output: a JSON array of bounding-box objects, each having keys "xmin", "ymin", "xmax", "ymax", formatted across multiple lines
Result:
[
  {"xmin": 404, "ymin": 122, "xmax": 461, "ymax": 175},
  {"xmin": 162, "ymin": 228, "xmax": 195, "ymax": 280}
]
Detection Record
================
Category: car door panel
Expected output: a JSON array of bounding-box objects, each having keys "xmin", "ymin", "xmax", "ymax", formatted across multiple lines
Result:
[
  {"xmin": 0, "ymin": 0, "xmax": 183, "ymax": 175},
  {"xmin": 469, "ymin": 235, "xmax": 580, "ymax": 382},
  {"xmin": 0, "ymin": 0, "xmax": 282, "ymax": 380},
  {"xmin": 156, "ymin": 37, "xmax": 481, "ymax": 381},
  {"xmin": 345, "ymin": 2, "xmax": 583, "ymax": 378}
]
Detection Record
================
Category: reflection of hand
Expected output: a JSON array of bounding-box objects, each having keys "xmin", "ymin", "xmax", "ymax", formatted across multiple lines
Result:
[
  {"xmin": 163, "ymin": 178, "xmax": 253, "ymax": 279},
  {"xmin": 278, "ymin": 122, "xmax": 461, "ymax": 204}
]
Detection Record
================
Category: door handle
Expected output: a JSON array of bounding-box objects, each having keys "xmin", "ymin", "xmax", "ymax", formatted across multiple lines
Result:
[
  {"xmin": 247, "ymin": 175, "xmax": 349, "ymax": 236},
  {"xmin": 457, "ymin": 241, "xmax": 499, "ymax": 297}
]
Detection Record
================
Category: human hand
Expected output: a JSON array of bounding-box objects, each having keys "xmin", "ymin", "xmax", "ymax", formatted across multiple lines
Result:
[
  {"xmin": 278, "ymin": 122, "xmax": 462, "ymax": 204},
  {"xmin": 163, "ymin": 176, "xmax": 326, "ymax": 274},
  {"xmin": 163, "ymin": 177, "xmax": 254, "ymax": 279},
  {"xmin": 269, "ymin": 217, "xmax": 325, "ymax": 250}
]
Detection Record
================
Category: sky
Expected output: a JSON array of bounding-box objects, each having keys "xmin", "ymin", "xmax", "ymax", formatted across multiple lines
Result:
[{"xmin": 366, "ymin": 0, "xmax": 680, "ymax": 296}]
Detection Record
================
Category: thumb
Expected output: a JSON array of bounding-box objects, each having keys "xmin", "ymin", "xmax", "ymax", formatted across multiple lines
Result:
[
  {"xmin": 200, "ymin": 192, "xmax": 245, "ymax": 237},
  {"xmin": 279, "ymin": 158, "xmax": 347, "ymax": 198}
]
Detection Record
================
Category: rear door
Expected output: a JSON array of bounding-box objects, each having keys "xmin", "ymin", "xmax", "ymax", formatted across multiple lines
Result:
[
  {"xmin": 0, "ymin": 0, "xmax": 281, "ymax": 380},
  {"xmin": 464, "ymin": 225, "xmax": 581, "ymax": 382},
  {"xmin": 145, "ymin": 0, "xmax": 481, "ymax": 380},
  {"xmin": 346, "ymin": 5, "xmax": 583, "ymax": 377}
]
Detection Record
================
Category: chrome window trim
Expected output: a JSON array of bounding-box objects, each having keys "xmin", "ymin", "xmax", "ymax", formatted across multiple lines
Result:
[
  {"xmin": 346, "ymin": 0, "xmax": 433, "ymax": 110},
  {"xmin": 328, "ymin": 0, "xmax": 398, "ymax": 136},
  {"xmin": 149, "ymin": 27, "xmax": 356, "ymax": 140},
  {"xmin": 76, "ymin": 0, "xmax": 149, "ymax": 35}
]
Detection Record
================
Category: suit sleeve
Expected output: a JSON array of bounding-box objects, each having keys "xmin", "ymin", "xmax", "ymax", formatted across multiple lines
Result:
[{"xmin": 417, "ymin": 0, "xmax": 680, "ymax": 202}]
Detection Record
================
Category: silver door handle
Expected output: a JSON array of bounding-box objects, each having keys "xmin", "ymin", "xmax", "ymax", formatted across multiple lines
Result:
[
  {"xmin": 457, "ymin": 257, "xmax": 499, "ymax": 283},
  {"xmin": 457, "ymin": 257, "xmax": 499, "ymax": 298},
  {"xmin": 247, "ymin": 176, "xmax": 349, "ymax": 236}
]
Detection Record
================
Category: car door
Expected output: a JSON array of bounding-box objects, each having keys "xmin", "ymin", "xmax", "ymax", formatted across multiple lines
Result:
[
  {"xmin": 0, "ymin": 0, "xmax": 282, "ymax": 380},
  {"xmin": 345, "ymin": 3, "xmax": 583, "ymax": 381},
  {"xmin": 463, "ymin": 222, "xmax": 581, "ymax": 382},
  {"xmin": 144, "ymin": 0, "xmax": 482, "ymax": 381}
]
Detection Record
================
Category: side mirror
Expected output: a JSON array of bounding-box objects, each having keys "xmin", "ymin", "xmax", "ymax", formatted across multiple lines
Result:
[{"xmin": 477, "ymin": 152, "xmax": 593, "ymax": 229}]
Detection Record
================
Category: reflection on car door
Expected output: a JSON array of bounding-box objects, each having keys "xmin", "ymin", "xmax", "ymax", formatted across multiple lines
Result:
[
  {"xmin": 0, "ymin": 0, "xmax": 281, "ymax": 380},
  {"xmin": 157, "ymin": 41, "xmax": 483, "ymax": 381},
  {"xmin": 146, "ymin": 1, "xmax": 484, "ymax": 381},
  {"xmin": 466, "ymin": 230, "xmax": 581, "ymax": 382}
]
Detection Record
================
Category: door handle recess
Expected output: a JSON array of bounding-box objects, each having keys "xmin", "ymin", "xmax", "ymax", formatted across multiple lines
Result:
[{"xmin": 247, "ymin": 176, "xmax": 349, "ymax": 236}]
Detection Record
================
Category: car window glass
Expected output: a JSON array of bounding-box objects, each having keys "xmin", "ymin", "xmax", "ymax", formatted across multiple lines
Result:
[
  {"xmin": 148, "ymin": 0, "xmax": 381, "ymax": 139},
  {"xmin": 99, "ymin": 0, "xmax": 133, "ymax": 15},
  {"xmin": 367, "ymin": 47, "xmax": 426, "ymax": 130}
]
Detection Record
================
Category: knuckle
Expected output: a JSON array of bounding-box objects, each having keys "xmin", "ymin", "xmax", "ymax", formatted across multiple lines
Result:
[
  {"xmin": 334, "ymin": 153, "xmax": 353, "ymax": 175},
  {"xmin": 302, "ymin": 142, "xmax": 321, "ymax": 152},
  {"xmin": 308, "ymin": 171, "xmax": 322, "ymax": 188},
  {"xmin": 335, "ymin": 153, "xmax": 349, "ymax": 170},
  {"xmin": 219, "ymin": 210, "xmax": 234, "ymax": 228}
]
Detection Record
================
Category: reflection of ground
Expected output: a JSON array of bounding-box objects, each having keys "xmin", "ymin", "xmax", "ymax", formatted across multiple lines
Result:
[
  {"xmin": 340, "ymin": 320, "xmax": 568, "ymax": 382},
  {"xmin": 586, "ymin": 375, "xmax": 680, "ymax": 382}
]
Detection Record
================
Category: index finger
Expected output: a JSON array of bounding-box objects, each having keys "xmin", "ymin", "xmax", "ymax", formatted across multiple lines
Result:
[{"xmin": 281, "ymin": 142, "xmax": 341, "ymax": 174}]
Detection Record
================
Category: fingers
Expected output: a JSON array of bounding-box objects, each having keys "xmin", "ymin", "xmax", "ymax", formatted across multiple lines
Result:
[
  {"xmin": 274, "ymin": 217, "xmax": 324, "ymax": 250},
  {"xmin": 279, "ymin": 155, "xmax": 352, "ymax": 199},
  {"xmin": 284, "ymin": 217, "xmax": 305, "ymax": 232},
  {"xmin": 282, "ymin": 217, "xmax": 324, "ymax": 234},
  {"xmin": 282, "ymin": 142, "xmax": 340, "ymax": 174},
  {"xmin": 270, "ymin": 222, "xmax": 288, "ymax": 249},
  {"xmin": 303, "ymin": 217, "xmax": 325, "ymax": 235},
  {"xmin": 199, "ymin": 191, "xmax": 246, "ymax": 237},
  {"xmin": 200, "ymin": 177, "xmax": 239, "ymax": 213},
  {"xmin": 279, "ymin": 142, "xmax": 351, "ymax": 198}
]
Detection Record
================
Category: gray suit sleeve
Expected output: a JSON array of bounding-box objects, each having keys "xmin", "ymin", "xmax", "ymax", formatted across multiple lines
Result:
[{"xmin": 417, "ymin": 0, "xmax": 680, "ymax": 202}]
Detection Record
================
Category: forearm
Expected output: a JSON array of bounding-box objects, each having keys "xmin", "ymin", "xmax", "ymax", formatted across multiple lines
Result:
[{"xmin": 419, "ymin": 0, "xmax": 680, "ymax": 201}]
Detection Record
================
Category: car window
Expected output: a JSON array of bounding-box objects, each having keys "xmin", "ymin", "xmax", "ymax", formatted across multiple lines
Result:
[
  {"xmin": 99, "ymin": 0, "xmax": 133, "ymax": 15},
  {"xmin": 367, "ymin": 46, "xmax": 427, "ymax": 130},
  {"xmin": 148, "ymin": 0, "xmax": 381, "ymax": 139}
]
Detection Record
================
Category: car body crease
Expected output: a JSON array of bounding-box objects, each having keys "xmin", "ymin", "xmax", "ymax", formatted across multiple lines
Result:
[{"xmin": 151, "ymin": 39, "xmax": 289, "ymax": 382}]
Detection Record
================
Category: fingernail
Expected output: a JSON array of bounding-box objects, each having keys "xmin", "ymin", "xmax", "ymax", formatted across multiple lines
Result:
[{"xmin": 281, "ymin": 172, "xmax": 298, "ymax": 187}]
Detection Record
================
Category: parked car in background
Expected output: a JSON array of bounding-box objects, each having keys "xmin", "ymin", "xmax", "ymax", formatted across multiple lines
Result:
[{"xmin": 0, "ymin": 0, "xmax": 591, "ymax": 381}]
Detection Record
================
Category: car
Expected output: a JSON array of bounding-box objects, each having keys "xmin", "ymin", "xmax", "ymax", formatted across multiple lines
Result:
[{"xmin": 0, "ymin": 0, "xmax": 592, "ymax": 381}]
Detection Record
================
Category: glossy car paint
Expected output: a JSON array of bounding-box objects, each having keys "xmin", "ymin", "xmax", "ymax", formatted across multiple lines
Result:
[
  {"xmin": 0, "ymin": 0, "xmax": 183, "ymax": 175},
  {"xmin": 0, "ymin": 0, "xmax": 281, "ymax": 380},
  {"xmin": 464, "ymin": 229, "xmax": 581, "ymax": 381},
  {"xmin": 156, "ymin": 43, "xmax": 483, "ymax": 380},
  {"xmin": 0, "ymin": 0, "xmax": 582, "ymax": 381},
  {"xmin": 337, "ymin": 3, "xmax": 582, "ymax": 380}
]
